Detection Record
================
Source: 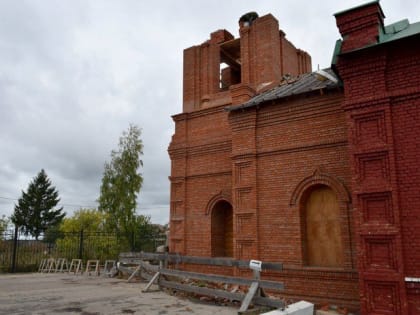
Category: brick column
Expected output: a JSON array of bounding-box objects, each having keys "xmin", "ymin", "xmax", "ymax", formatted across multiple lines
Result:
[
  {"xmin": 168, "ymin": 113, "xmax": 188, "ymax": 254},
  {"xmin": 335, "ymin": 3, "xmax": 411, "ymax": 313},
  {"xmin": 336, "ymin": 36, "xmax": 408, "ymax": 315},
  {"xmin": 228, "ymin": 108, "xmax": 259, "ymax": 266}
]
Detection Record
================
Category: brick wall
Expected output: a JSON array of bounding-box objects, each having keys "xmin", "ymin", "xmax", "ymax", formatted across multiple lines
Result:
[
  {"xmin": 169, "ymin": 90, "xmax": 360, "ymax": 308},
  {"xmin": 169, "ymin": 4, "xmax": 420, "ymax": 312},
  {"xmin": 335, "ymin": 2, "xmax": 420, "ymax": 314},
  {"xmin": 168, "ymin": 9, "xmax": 363, "ymax": 311},
  {"xmin": 229, "ymin": 91, "xmax": 359, "ymax": 307}
]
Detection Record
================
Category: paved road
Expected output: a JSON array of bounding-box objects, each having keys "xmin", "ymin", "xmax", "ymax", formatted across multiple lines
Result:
[{"xmin": 0, "ymin": 273, "xmax": 237, "ymax": 315}]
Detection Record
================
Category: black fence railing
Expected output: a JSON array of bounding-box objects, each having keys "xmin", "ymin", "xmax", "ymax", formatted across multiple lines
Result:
[{"xmin": 0, "ymin": 230, "xmax": 166, "ymax": 273}]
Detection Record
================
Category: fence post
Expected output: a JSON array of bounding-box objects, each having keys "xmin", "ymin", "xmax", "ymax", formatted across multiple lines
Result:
[
  {"xmin": 131, "ymin": 231, "xmax": 135, "ymax": 252},
  {"xmin": 78, "ymin": 229, "xmax": 84, "ymax": 259},
  {"xmin": 11, "ymin": 226, "xmax": 18, "ymax": 273}
]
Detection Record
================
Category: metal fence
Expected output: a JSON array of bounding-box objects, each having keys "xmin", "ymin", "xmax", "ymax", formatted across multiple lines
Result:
[{"xmin": 0, "ymin": 230, "xmax": 166, "ymax": 273}]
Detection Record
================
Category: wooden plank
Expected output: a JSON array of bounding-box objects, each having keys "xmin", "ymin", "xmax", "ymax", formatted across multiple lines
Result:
[
  {"xmin": 127, "ymin": 265, "xmax": 141, "ymax": 282},
  {"xmin": 139, "ymin": 261, "xmax": 159, "ymax": 273},
  {"xmin": 306, "ymin": 187, "xmax": 344, "ymax": 267},
  {"xmin": 239, "ymin": 282, "xmax": 259, "ymax": 313},
  {"xmin": 142, "ymin": 272, "xmax": 160, "ymax": 292},
  {"xmin": 159, "ymin": 279, "xmax": 284, "ymax": 309},
  {"xmin": 118, "ymin": 265, "xmax": 137, "ymax": 276},
  {"xmin": 159, "ymin": 279, "xmax": 245, "ymax": 301},
  {"xmin": 119, "ymin": 252, "xmax": 282, "ymax": 271},
  {"xmin": 119, "ymin": 252, "xmax": 143, "ymax": 258},
  {"xmin": 119, "ymin": 264, "xmax": 155, "ymax": 282},
  {"xmin": 118, "ymin": 261, "xmax": 159, "ymax": 273},
  {"xmin": 159, "ymin": 268, "xmax": 284, "ymax": 291}
]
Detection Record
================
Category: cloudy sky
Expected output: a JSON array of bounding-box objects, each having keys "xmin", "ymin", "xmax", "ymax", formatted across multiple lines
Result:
[{"xmin": 0, "ymin": 0, "xmax": 419, "ymax": 225}]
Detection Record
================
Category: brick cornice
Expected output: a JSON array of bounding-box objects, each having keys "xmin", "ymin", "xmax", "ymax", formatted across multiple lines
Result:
[
  {"xmin": 169, "ymin": 140, "xmax": 231, "ymax": 158},
  {"xmin": 172, "ymin": 103, "xmax": 229, "ymax": 122},
  {"xmin": 228, "ymin": 108, "xmax": 257, "ymax": 131},
  {"xmin": 258, "ymin": 98, "xmax": 343, "ymax": 127},
  {"xmin": 342, "ymin": 86, "xmax": 420, "ymax": 110},
  {"xmin": 270, "ymin": 266, "xmax": 358, "ymax": 281},
  {"xmin": 184, "ymin": 170, "xmax": 231, "ymax": 180},
  {"xmin": 168, "ymin": 146, "xmax": 187, "ymax": 159},
  {"xmin": 257, "ymin": 140, "xmax": 348, "ymax": 159},
  {"xmin": 343, "ymin": 94, "xmax": 390, "ymax": 110},
  {"xmin": 230, "ymin": 153, "xmax": 257, "ymax": 160},
  {"xmin": 187, "ymin": 140, "xmax": 231, "ymax": 156}
]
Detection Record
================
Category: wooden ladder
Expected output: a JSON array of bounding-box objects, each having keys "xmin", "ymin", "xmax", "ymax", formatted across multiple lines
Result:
[
  {"xmin": 41, "ymin": 258, "xmax": 56, "ymax": 273},
  {"xmin": 69, "ymin": 259, "xmax": 83, "ymax": 275},
  {"xmin": 86, "ymin": 260, "xmax": 100, "ymax": 276},
  {"xmin": 55, "ymin": 258, "xmax": 69, "ymax": 273},
  {"xmin": 38, "ymin": 259, "xmax": 47, "ymax": 272}
]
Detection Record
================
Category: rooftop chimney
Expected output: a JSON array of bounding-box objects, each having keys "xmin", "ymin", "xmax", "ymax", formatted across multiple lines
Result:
[{"xmin": 335, "ymin": 1, "xmax": 385, "ymax": 53}]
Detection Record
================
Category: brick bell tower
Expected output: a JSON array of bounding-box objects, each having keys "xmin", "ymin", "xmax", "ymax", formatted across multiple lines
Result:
[
  {"xmin": 182, "ymin": 12, "xmax": 311, "ymax": 112},
  {"xmin": 169, "ymin": 12, "xmax": 311, "ymax": 256}
]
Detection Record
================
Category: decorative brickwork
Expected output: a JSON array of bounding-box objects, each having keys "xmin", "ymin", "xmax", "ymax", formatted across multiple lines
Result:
[
  {"xmin": 168, "ymin": 3, "xmax": 419, "ymax": 313},
  {"xmin": 335, "ymin": 2, "xmax": 420, "ymax": 314}
]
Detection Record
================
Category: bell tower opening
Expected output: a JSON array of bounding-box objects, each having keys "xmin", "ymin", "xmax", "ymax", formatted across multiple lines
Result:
[{"xmin": 219, "ymin": 39, "xmax": 241, "ymax": 90}]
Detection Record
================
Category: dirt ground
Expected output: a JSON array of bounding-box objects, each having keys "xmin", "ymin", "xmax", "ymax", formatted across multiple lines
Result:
[{"xmin": 0, "ymin": 273, "xmax": 238, "ymax": 315}]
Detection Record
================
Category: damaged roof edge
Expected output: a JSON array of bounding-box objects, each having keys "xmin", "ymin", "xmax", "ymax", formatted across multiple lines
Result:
[{"xmin": 226, "ymin": 68, "xmax": 341, "ymax": 112}]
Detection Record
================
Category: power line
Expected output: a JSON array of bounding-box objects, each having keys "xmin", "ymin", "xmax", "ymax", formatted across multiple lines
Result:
[
  {"xmin": 0, "ymin": 195, "xmax": 168, "ymax": 210},
  {"xmin": 0, "ymin": 196, "xmax": 17, "ymax": 201},
  {"xmin": 60, "ymin": 203, "xmax": 97, "ymax": 208},
  {"xmin": 0, "ymin": 196, "xmax": 96, "ymax": 208}
]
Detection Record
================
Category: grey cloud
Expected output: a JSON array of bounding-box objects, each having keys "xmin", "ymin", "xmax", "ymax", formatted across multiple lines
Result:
[{"xmin": 0, "ymin": 0, "xmax": 418, "ymax": 225}]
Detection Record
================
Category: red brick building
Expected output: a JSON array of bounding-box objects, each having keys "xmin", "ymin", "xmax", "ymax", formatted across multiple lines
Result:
[{"xmin": 168, "ymin": 2, "xmax": 420, "ymax": 313}]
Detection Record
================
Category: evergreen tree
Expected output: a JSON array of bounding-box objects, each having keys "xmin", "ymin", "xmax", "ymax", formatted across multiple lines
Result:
[
  {"xmin": 12, "ymin": 169, "xmax": 65, "ymax": 239},
  {"xmin": 98, "ymin": 124, "xmax": 143, "ymax": 247}
]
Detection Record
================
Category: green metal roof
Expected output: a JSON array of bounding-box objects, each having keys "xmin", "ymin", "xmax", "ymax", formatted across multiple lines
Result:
[
  {"xmin": 332, "ymin": 18, "xmax": 420, "ymax": 65},
  {"xmin": 380, "ymin": 19, "xmax": 420, "ymax": 44},
  {"xmin": 331, "ymin": 39, "xmax": 342, "ymax": 67}
]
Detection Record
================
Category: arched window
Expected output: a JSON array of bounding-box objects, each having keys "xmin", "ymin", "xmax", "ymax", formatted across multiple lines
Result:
[
  {"xmin": 302, "ymin": 185, "xmax": 344, "ymax": 267},
  {"xmin": 211, "ymin": 200, "xmax": 233, "ymax": 257}
]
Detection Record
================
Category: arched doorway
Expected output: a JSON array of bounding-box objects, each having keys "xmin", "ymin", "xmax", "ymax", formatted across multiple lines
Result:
[
  {"xmin": 211, "ymin": 200, "xmax": 233, "ymax": 257},
  {"xmin": 303, "ymin": 185, "xmax": 344, "ymax": 267}
]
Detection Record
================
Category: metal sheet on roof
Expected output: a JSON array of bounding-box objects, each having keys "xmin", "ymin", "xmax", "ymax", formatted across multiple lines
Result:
[
  {"xmin": 333, "ymin": 19, "xmax": 420, "ymax": 59},
  {"xmin": 226, "ymin": 68, "xmax": 339, "ymax": 111},
  {"xmin": 381, "ymin": 20, "xmax": 420, "ymax": 44}
]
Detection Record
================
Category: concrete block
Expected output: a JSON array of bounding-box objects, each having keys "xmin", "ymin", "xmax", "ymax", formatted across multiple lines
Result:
[{"xmin": 261, "ymin": 300, "xmax": 314, "ymax": 315}]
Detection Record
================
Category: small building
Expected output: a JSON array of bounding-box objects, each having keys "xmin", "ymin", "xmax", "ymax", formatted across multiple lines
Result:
[{"xmin": 168, "ymin": 1, "xmax": 420, "ymax": 313}]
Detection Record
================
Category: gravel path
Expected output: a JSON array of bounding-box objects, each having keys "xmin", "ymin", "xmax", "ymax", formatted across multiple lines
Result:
[{"xmin": 0, "ymin": 273, "xmax": 237, "ymax": 315}]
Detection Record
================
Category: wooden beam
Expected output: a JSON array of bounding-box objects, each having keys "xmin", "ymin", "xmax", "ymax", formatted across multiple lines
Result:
[
  {"xmin": 119, "ymin": 252, "xmax": 283, "ymax": 271},
  {"xmin": 159, "ymin": 279, "xmax": 244, "ymax": 301},
  {"xmin": 142, "ymin": 272, "xmax": 160, "ymax": 292},
  {"xmin": 127, "ymin": 265, "xmax": 141, "ymax": 282},
  {"xmin": 239, "ymin": 282, "xmax": 259, "ymax": 313},
  {"xmin": 159, "ymin": 268, "xmax": 284, "ymax": 291},
  {"xmin": 159, "ymin": 279, "xmax": 284, "ymax": 309},
  {"xmin": 220, "ymin": 48, "xmax": 241, "ymax": 71}
]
